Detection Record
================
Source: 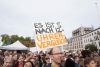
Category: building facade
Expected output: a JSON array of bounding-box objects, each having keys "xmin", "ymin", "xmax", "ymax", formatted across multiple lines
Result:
[{"xmin": 67, "ymin": 26, "xmax": 100, "ymax": 52}]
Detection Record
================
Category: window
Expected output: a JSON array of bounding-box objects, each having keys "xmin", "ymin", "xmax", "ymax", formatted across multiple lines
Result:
[
  {"xmin": 95, "ymin": 32, "xmax": 96, "ymax": 34},
  {"xmin": 78, "ymin": 38, "xmax": 79, "ymax": 41},
  {"xmin": 92, "ymin": 33, "xmax": 93, "ymax": 35},
  {"xmin": 84, "ymin": 40, "xmax": 85, "ymax": 43},
  {"xmin": 94, "ymin": 42, "xmax": 96, "ymax": 44},
  {"xmin": 90, "ymin": 34, "xmax": 91, "ymax": 36},
  {"xmin": 73, "ymin": 39, "xmax": 74, "ymax": 42},
  {"xmin": 97, "ymin": 31, "xmax": 100, "ymax": 35},
  {"xmin": 96, "ymin": 36, "xmax": 99, "ymax": 40},
  {"xmin": 77, "ymin": 45, "xmax": 78, "ymax": 48},
  {"xmin": 88, "ymin": 39, "xmax": 89, "ymax": 42},
  {"xmin": 80, "ymin": 38, "xmax": 81, "ymax": 40},
  {"xmin": 86, "ymin": 39, "xmax": 87, "ymax": 43},
  {"xmin": 84, "ymin": 36, "xmax": 86, "ymax": 38},
  {"xmin": 81, "ymin": 45, "xmax": 83, "ymax": 48},
  {"xmin": 90, "ymin": 38, "xmax": 92, "ymax": 42},
  {"xmin": 81, "ymin": 41, "xmax": 82, "ymax": 44},
  {"xmin": 87, "ymin": 35, "xmax": 88, "ymax": 37}
]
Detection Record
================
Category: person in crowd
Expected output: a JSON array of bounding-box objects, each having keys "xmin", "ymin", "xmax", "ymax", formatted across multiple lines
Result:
[
  {"xmin": 13, "ymin": 51, "xmax": 18, "ymax": 60},
  {"xmin": 37, "ymin": 54, "xmax": 44, "ymax": 67},
  {"xmin": 46, "ymin": 47, "xmax": 63, "ymax": 67},
  {"xmin": 61, "ymin": 52, "xmax": 66, "ymax": 67},
  {"xmin": 25, "ymin": 52, "xmax": 33, "ymax": 62},
  {"xmin": 3, "ymin": 57, "xmax": 13, "ymax": 67},
  {"xmin": 45, "ymin": 54, "xmax": 50, "ymax": 64},
  {"xmin": 24, "ymin": 52, "xmax": 39, "ymax": 67},
  {"xmin": 24, "ymin": 61, "xmax": 34, "ymax": 67},
  {"xmin": 14, "ymin": 54, "xmax": 26, "ymax": 67},
  {"xmin": 84, "ymin": 57, "xmax": 97, "ymax": 67},
  {"xmin": 1, "ymin": 48, "xmax": 100, "ymax": 67},
  {"xmin": 94, "ymin": 57, "xmax": 100, "ymax": 67},
  {"xmin": 33, "ymin": 54, "xmax": 39, "ymax": 67},
  {"xmin": 12, "ymin": 51, "xmax": 18, "ymax": 66},
  {"xmin": 42, "ymin": 54, "xmax": 50, "ymax": 67},
  {"xmin": 64, "ymin": 54, "xmax": 75, "ymax": 67},
  {"xmin": 0, "ymin": 50, "xmax": 4, "ymax": 67},
  {"xmin": 79, "ymin": 58, "xmax": 84, "ymax": 67},
  {"xmin": 79, "ymin": 50, "xmax": 92, "ymax": 67},
  {"xmin": 29, "ymin": 55, "xmax": 36, "ymax": 66},
  {"xmin": 4, "ymin": 51, "xmax": 10, "ymax": 61},
  {"xmin": 81, "ymin": 50, "xmax": 91, "ymax": 58},
  {"xmin": 74, "ymin": 56, "xmax": 80, "ymax": 67}
]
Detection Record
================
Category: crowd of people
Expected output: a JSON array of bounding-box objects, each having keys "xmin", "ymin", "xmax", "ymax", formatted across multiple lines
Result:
[{"xmin": 0, "ymin": 47, "xmax": 100, "ymax": 67}]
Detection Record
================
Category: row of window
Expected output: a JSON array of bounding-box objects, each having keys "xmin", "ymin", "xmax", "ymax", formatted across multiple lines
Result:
[
  {"xmin": 73, "ymin": 42, "xmax": 83, "ymax": 45},
  {"xmin": 68, "ymin": 29, "xmax": 100, "ymax": 50},
  {"xmin": 69, "ymin": 41, "xmax": 100, "ymax": 50},
  {"xmin": 83, "ymin": 31, "xmax": 100, "ymax": 38},
  {"xmin": 84, "ymin": 36, "xmax": 100, "ymax": 43},
  {"xmin": 69, "ymin": 45, "xmax": 83, "ymax": 49},
  {"xmin": 72, "ymin": 31, "xmax": 100, "ymax": 42},
  {"xmin": 72, "ymin": 37, "xmax": 82, "ymax": 42},
  {"xmin": 84, "ymin": 38, "xmax": 92, "ymax": 43}
]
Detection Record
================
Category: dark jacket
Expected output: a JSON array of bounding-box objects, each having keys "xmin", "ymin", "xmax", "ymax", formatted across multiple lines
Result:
[{"xmin": 64, "ymin": 58, "xmax": 75, "ymax": 67}]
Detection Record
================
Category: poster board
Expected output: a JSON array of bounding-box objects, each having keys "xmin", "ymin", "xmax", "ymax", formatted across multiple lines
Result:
[{"xmin": 34, "ymin": 22, "xmax": 68, "ymax": 50}]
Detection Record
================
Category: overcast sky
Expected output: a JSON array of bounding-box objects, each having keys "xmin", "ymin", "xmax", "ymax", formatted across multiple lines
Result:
[{"xmin": 0, "ymin": 0, "xmax": 100, "ymax": 38}]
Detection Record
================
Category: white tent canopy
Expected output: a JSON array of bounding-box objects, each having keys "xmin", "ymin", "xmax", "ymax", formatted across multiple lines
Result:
[
  {"xmin": 0, "ymin": 36, "xmax": 3, "ymax": 46},
  {"xmin": 29, "ymin": 47, "xmax": 37, "ymax": 52},
  {"xmin": 29, "ymin": 47, "xmax": 48, "ymax": 53},
  {"xmin": 0, "ymin": 41, "xmax": 29, "ymax": 50}
]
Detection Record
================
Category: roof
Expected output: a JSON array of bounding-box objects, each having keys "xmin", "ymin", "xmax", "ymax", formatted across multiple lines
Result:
[{"xmin": 0, "ymin": 41, "xmax": 29, "ymax": 50}]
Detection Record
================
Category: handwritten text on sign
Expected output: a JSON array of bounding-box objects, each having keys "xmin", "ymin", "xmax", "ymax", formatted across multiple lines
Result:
[{"xmin": 34, "ymin": 22, "xmax": 67, "ymax": 49}]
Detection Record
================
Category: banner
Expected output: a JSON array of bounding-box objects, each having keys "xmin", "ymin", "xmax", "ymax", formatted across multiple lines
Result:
[{"xmin": 34, "ymin": 22, "xmax": 67, "ymax": 49}]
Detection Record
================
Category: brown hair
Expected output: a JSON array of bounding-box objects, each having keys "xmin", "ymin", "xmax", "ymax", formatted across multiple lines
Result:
[
  {"xmin": 84, "ymin": 57, "xmax": 96, "ymax": 67},
  {"xmin": 48, "ymin": 48, "xmax": 53, "ymax": 55}
]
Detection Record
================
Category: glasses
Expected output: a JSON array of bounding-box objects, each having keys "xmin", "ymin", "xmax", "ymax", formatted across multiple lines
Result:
[
  {"xmin": 45, "ymin": 58, "xmax": 50, "ymax": 60},
  {"xmin": 52, "ymin": 52, "xmax": 62, "ymax": 55}
]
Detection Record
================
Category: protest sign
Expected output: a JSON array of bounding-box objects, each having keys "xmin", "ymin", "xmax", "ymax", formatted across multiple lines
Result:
[{"xmin": 34, "ymin": 22, "xmax": 67, "ymax": 49}]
